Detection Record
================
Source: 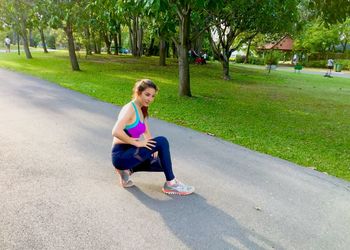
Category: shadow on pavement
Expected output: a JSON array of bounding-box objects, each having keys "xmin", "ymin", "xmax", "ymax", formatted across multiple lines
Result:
[{"xmin": 127, "ymin": 186, "xmax": 283, "ymax": 250}]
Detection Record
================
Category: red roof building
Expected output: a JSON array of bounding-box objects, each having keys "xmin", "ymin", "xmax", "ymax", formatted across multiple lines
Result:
[{"xmin": 261, "ymin": 35, "xmax": 293, "ymax": 51}]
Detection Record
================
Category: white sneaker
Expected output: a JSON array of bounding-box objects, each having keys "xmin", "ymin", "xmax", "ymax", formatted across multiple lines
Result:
[{"xmin": 162, "ymin": 179, "xmax": 195, "ymax": 195}]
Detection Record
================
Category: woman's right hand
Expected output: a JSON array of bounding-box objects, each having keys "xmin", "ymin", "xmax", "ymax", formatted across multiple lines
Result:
[{"xmin": 134, "ymin": 138, "xmax": 156, "ymax": 150}]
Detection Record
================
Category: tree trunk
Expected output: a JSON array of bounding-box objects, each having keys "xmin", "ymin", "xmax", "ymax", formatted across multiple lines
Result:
[
  {"xmin": 113, "ymin": 34, "xmax": 119, "ymax": 55},
  {"xmin": 95, "ymin": 32, "xmax": 102, "ymax": 54},
  {"xmin": 131, "ymin": 18, "xmax": 138, "ymax": 56},
  {"xmin": 172, "ymin": 41, "xmax": 177, "ymax": 58},
  {"xmin": 178, "ymin": 46, "xmax": 191, "ymax": 96},
  {"xmin": 222, "ymin": 58, "xmax": 230, "ymax": 80},
  {"xmin": 342, "ymin": 41, "xmax": 347, "ymax": 53},
  {"xmin": 137, "ymin": 26, "xmax": 143, "ymax": 57},
  {"xmin": 20, "ymin": 21, "xmax": 32, "ymax": 59},
  {"xmin": 91, "ymin": 31, "xmax": 97, "ymax": 53},
  {"xmin": 84, "ymin": 27, "xmax": 92, "ymax": 56},
  {"xmin": 92, "ymin": 31, "xmax": 101, "ymax": 54},
  {"xmin": 29, "ymin": 29, "xmax": 35, "ymax": 47},
  {"xmin": 193, "ymin": 31, "xmax": 203, "ymax": 53},
  {"xmin": 244, "ymin": 39, "xmax": 252, "ymax": 63},
  {"xmin": 128, "ymin": 26, "xmax": 134, "ymax": 55},
  {"xmin": 64, "ymin": 23, "xmax": 80, "ymax": 71},
  {"xmin": 17, "ymin": 33, "xmax": 20, "ymax": 55},
  {"xmin": 147, "ymin": 38, "xmax": 155, "ymax": 56},
  {"xmin": 177, "ymin": 6, "xmax": 191, "ymax": 97},
  {"xmin": 103, "ymin": 32, "xmax": 112, "ymax": 54},
  {"xmin": 208, "ymin": 27, "xmax": 235, "ymax": 80},
  {"xmin": 166, "ymin": 41, "xmax": 170, "ymax": 58},
  {"xmin": 39, "ymin": 28, "xmax": 48, "ymax": 53},
  {"xmin": 159, "ymin": 38, "xmax": 166, "ymax": 66},
  {"xmin": 113, "ymin": 22, "xmax": 120, "ymax": 55},
  {"xmin": 118, "ymin": 32, "xmax": 122, "ymax": 52}
]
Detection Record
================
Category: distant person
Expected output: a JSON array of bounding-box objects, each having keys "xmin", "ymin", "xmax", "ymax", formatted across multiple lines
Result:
[
  {"xmin": 111, "ymin": 79, "xmax": 195, "ymax": 195},
  {"xmin": 190, "ymin": 48, "xmax": 199, "ymax": 58},
  {"xmin": 4, "ymin": 36, "xmax": 11, "ymax": 53},
  {"xmin": 199, "ymin": 51, "xmax": 207, "ymax": 64},
  {"xmin": 325, "ymin": 58, "xmax": 334, "ymax": 77},
  {"xmin": 202, "ymin": 52, "xmax": 208, "ymax": 61},
  {"xmin": 292, "ymin": 54, "xmax": 298, "ymax": 65}
]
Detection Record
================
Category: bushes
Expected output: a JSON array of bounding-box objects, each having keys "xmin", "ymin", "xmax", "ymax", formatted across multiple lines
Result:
[
  {"xmin": 235, "ymin": 55, "xmax": 246, "ymax": 63},
  {"xmin": 234, "ymin": 56, "xmax": 275, "ymax": 65},
  {"xmin": 335, "ymin": 60, "xmax": 350, "ymax": 70},
  {"xmin": 234, "ymin": 55, "xmax": 268, "ymax": 65},
  {"xmin": 248, "ymin": 56, "xmax": 265, "ymax": 65},
  {"xmin": 308, "ymin": 52, "xmax": 350, "ymax": 60},
  {"xmin": 304, "ymin": 59, "xmax": 350, "ymax": 70},
  {"xmin": 46, "ymin": 35, "xmax": 56, "ymax": 49},
  {"xmin": 303, "ymin": 60, "xmax": 327, "ymax": 68},
  {"xmin": 264, "ymin": 51, "xmax": 281, "ymax": 65}
]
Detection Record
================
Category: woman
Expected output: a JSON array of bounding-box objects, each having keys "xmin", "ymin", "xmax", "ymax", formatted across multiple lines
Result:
[{"xmin": 111, "ymin": 79, "xmax": 194, "ymax": 195}]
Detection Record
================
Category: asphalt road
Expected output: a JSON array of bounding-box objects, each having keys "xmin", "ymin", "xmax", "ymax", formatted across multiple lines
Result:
[
  {"xmin": 0, "ymin": 68, "xmax": 349, "ymax": 250},
  {"xmin": 236, "ymin": 64, "xmax": 350, "ymax": 78}
]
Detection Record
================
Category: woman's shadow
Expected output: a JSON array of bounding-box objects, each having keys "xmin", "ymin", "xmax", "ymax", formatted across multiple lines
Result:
[{"xmin": 127, "ymin": 186, "xmax": 283, "ymax": 250}]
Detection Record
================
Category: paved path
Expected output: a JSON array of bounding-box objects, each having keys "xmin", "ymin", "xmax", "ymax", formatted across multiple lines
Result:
[
  {"xmin": 0, "ymin": 68, "xmax": 349, "ymax": 250},
  {"xmin": 236, "ymin": 64, "xmax": 350, "ymax": 78}
]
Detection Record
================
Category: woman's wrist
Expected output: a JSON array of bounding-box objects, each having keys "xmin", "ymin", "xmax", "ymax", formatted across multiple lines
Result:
[{"xmin": 131, "ymin": 139, "xmax": 140, "ymax": 147}]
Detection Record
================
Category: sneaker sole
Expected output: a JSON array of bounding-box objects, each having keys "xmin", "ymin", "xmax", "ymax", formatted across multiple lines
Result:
[
  {"xmin": 162, "ymin": 188, "xmax": 194, "ymax": 196},
  {"xmin": 121, "ymin": 181, "xmax": 134, "ymax": 188}
]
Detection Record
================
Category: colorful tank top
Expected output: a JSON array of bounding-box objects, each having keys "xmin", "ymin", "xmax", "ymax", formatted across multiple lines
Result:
[{"xmin": 124, "ymin": 102, "xmax": 146, "ymax": 138}]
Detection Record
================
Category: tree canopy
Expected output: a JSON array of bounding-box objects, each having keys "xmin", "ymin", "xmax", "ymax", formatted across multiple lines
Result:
[{"xmin": 1, "ymin": 0, "xmax": 349, "ymax": 96}]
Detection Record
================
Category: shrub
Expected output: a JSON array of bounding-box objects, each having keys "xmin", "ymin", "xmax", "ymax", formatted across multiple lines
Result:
[
  {"xmin": 303, "ymin": 59, "xmax": 350, "ymax": 70},
  {"xmin": 249, "ymin": 56, "xmax": 265, "ymax": 65},
  {"xmin": 235, "ymin": 55, "xmax": 246, "ymax": 63},
  {"xmin": 264, "ymin": 51, "xmax": 281, "ymax": 65},
  {"xmin": 308, "ymin": 52, "xmax": 350, "ymax": 60},
  {"xmin": 335, "ymin": 59, "xmax": 350, "ymax": 70},
  {"xmin": 46, "ymin": 35, "xmax": 56, "ymax": 49},
  {"xmin": 303, "ymin": 60, "xmax": 327, "ymax": 68}
]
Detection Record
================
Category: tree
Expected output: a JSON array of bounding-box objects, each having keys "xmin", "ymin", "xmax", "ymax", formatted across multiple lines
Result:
[
  {"xmin": 120, "ymin": 0, "xmax": 148, "ymax": 57},
  {"xmin": 207, "ymin": 0, "xmax": 298, "ymax": 80},
  {"xmin": 171, "ymin": 1, "xmax": 192, "ymax": 96},
  {"xmin": 33, "ymin": 0, "xmax": 51, "ymax": 53},
  {"xmin": 145, "ymin": 0, "xmax": 177, "ymax": 66},
  {"xmin": 308, "ymin": 0, "xmax": 350, "ymax": 24},
  {"xmin": 0, "ymin": 0, "xmax": 33, "ymax": 59},
  {"xmin": 46, "ymin": 0, "xmax": 85, "ymax": 71},
  {"xmin": 152, "ymin": 0, "xmax": 215, "ymax": 96},
  {"xmin": 294, "ymin": 20, "xmax": 340, "ymax": 53},
  {"xmin": 337, "ymin": 18, "xmax": 350, "ymax": 52}
]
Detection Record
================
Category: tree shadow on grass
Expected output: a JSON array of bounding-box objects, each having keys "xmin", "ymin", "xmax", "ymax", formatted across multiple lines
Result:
[{"xmin": 127, "ymin": 186, "xmax": 282, "ymax": 250}]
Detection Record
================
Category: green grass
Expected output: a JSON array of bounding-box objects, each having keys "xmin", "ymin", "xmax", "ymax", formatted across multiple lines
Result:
[{"xmin": 1, "ymin": 51, "xmax": 350, "ymax": 181}]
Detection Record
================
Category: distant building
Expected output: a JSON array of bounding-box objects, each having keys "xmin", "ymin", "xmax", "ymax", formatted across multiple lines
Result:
[{"xmin": 260, "ymin": 35, "xmax": 293, "ymax": 52}]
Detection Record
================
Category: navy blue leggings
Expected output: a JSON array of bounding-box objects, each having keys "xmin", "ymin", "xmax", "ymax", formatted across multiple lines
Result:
[{"xmin": 111, "ymin": 136, "xmax": 175, "ymax": 181}]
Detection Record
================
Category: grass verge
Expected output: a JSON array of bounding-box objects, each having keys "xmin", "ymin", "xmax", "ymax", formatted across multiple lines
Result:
[{"xmin": 1, "ymin": 51, "xmax": 349, "ymax": 181}]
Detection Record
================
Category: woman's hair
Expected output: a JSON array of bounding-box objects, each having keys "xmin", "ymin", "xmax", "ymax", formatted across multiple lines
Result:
[{"xmin": 133, "ymin": 79, "xmax": 158, "ymax": 118}]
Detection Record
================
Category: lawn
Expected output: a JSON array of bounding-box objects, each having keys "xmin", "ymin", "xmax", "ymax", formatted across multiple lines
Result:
[{"xmin": 1, "ymin": 51, "xmax": 349, "ymax": 181}]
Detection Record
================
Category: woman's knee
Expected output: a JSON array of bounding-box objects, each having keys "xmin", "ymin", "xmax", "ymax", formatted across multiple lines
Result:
[{"xmin": 154, "ymin": 136, "xmax": 169, "ymax": 148}]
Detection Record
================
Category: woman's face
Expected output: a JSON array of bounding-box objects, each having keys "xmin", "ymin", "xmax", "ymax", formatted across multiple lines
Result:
[{"xmin": 137, "ymin": 87, "xmax": 156, "ymax": 107}]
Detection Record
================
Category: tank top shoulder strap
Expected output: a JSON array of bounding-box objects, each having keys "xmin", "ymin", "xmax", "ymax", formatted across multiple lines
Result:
[{"xmin": 131, "ymin": 101, "xmax": 140, "ymax": 121}]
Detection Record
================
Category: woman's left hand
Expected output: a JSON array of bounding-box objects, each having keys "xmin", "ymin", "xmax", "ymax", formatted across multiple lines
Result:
[{"xmin": 152, "ymin": 151, "xmax": 158, "ymax": 158}]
